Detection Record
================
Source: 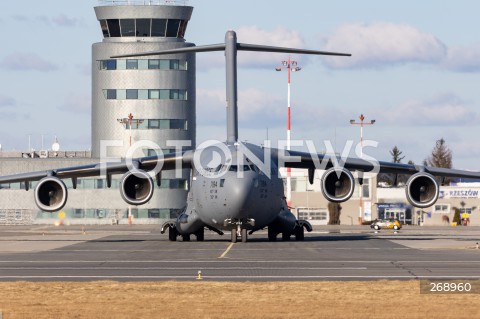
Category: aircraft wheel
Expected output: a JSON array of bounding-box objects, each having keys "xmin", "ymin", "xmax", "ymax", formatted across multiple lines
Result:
[
  {"xmin": 241, "ymin": 228, "xmax": 248, "ymax": 243},
  {"xmin": 196, "ymin": 228, "xmax": 205, "ymax": 241},
  {"xmin": 231, "ymin": 229, "xmax": 237, "ymax": 243},
  {"xmin": 295, "ymin": 227, "xmax": 305, "ymax": 241},
  {"xmin": 168, "ymin": 227, "xmax": 178, "ymax": 242},
  {"xmin": 282, "ymin": 232, "xmax": 291, "ymax": 241},
  {"xmin": 182, "ymin": 234, "xmax": 190, "ymax": 242},
  {"xmin": 268, "ymin": 227, "xmax": 277, "ymax": 241}
]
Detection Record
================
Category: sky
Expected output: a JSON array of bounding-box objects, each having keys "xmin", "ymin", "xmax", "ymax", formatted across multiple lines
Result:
[{"xmin": 0, "ymin": 0, "xmax": 479, "ymax": 169}]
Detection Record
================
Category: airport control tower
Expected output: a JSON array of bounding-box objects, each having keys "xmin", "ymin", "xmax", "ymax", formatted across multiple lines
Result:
[
  {"xmin": 92, "ymin": 1, "xmax": 196, "ymax": 159},
  {"xmin": 92, "ymin": 1, "xmax": 196, "ymax": 219}
]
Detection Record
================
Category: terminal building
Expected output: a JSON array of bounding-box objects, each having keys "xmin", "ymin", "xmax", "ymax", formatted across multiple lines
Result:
[
  {"xmin": 0, "ymin": 1, "xmax": 196, "ymax": 225},
  {"xmin": 290, "ymin": 169, "xmax": 480, "ymax": 227}
]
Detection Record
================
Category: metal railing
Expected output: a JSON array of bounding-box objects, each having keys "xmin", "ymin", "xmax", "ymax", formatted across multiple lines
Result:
[{"xmin": 98, "ymin": 0, "xmax": 189, "ymax": 5}]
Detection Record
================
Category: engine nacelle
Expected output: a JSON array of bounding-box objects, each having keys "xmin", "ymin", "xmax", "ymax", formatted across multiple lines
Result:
[
  {"xmin": 34, "ymin": 177, "xmax": 68, "ymax": 212},
  {"xmin": 405, "ymin": 172, "xmax": 439, "ymax": 208},
  {"xmin": 119, "ymin": 171, "xmax": 154, "ymax": 206},
  {"xmin": 321, "ymin": 168, "xmax": 355, "ymax": 203}
]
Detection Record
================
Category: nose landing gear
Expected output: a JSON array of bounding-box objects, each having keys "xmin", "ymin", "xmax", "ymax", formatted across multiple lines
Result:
[{"xmin": 226, "ymin": 219, "xmax": 254, "ymax": 243}]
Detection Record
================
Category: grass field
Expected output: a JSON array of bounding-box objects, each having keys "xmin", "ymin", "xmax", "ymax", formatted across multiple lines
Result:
[{"xmin": 0, "ymin": 281, "xmax": 479, "ymax": 319}]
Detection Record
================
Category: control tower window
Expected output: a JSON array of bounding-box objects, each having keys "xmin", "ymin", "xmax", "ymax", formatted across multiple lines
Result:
[
  {"xmin": 103, "ymin": 89, "xmax": 188, "ymax": 101},
  {"xmin": 99, "ymin": 59, "xmax": 187, "ymax": 71},
  {"xmin": 119, "ymin": 119, "xmax": 188, "ymax": 131},
  {"xmin": 100, "ymin": 20, "xmax": 109, "ymax": 38},
  {"xmin": 166, "ymin": 19, "xmax": 181, "ymax": 37},
  {"xmin": 178, "ymin": 20, "xmax": 188, "ymax": 38},
  {"xmin": 126, "ymin": 60, "xmax": 138, "ymax": 70},
  {"xmin": 100, "ymin": 19, "xmax": 187, "ymax": 39},
  {"xmin": 100, "ymin": 60, "xmax": 117, "ymax": 70},
  {"xmin": 120, "ymin": 19, "xmax": 135, "ymax": 37},
  {"xmin": 107, "ymin": 19, "xmax": 120, "ymax": 37},
  {"xmin": 151, "ymin": 19, "xmax": 167, "ymax": 37},
  {"xmin": 136, "ymin": 19, "xmax": 151, "ymax": 37},
  {"xmin": 126, "ymin": 89, "xmax": 138, "ymax": 100}
]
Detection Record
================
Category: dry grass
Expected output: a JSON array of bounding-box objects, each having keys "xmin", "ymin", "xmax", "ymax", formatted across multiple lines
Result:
[{"xmin": 0, "ymin": 281, "xmax": 479, "ymax": 319}]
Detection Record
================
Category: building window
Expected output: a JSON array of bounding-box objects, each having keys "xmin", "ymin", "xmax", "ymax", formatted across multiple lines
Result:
[
  {"xmin": 106, "ymin": 89, "xmax": 117, "ymax": 100},
  {"xmin": 99, "ymin": 59, "xmax": 187, "ymax": 71},
  {"xmin": 100, "ymin": 19, "xmax": 187, "ymax": 39},
  {"xmin": 100, "ymin": 20, "xmax": 109, "ymax": 38},
  {"xmin": 434, "ymin": 204, "xmax": 450, "ymax": 213},
  {"xmin": 120, "ymin": 19, "xmax": 135, "ymax": 37},
  {"xmin": 143, "ymin": 148, "xmax": 175, "ymax": 157},
  {"xmin": 136, "ymin": 19, "xmax": 151, "ymax": 37},
  {"xmin": 103, "ymin": 89, "xmax": 187, "ymax": 101},
  {"xmin": 126, "ymin": 89, "xmax": 138, "ymax": 100},
  {"xmin": 166, "ymin": 19, "xmax": 181, "ymax": 37},
  {"xmin": 107, "ymin": 19, "xmax": 121, "ymax": 37},
  {"xmin": 119, "ymin": 118, "xmax": 188, "ymax": 131},
  {"xmin": 151, "ymin": 19, "xmax": 167, "ymax": 37},
  {"xmin": 126, "ymin": 60, "xmax": 138, "ymax": 70}
]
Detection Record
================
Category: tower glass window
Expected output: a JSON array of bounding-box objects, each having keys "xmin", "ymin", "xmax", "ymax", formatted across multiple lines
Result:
[
  {"xmin": 151, "ymin": 19, "xmax": 167, "ymax": 37},
  {"xmin": 120, "ymin": 19, "xmax": 135, "ymax": 37},
  {"xmin": 107, "ymin": 19, "xmax": 120, "ymax": 37},
  {"xmin": 136, "ymin": 19, "xmax": 151, "ymax": 37},
  {"xmin": 100, "ymin": 20, "xmax": 109, "ymax": 38},
  {"xmin": 126, "ymin": 60, "xmax": 138, "ymax": 70},
  {"xmin": 99, "ymin": 19, "xmax": 188, "ymax": 39},
  {"xmin": 166, "ymin": 19, "xmax": 181, "ymax": 37}
]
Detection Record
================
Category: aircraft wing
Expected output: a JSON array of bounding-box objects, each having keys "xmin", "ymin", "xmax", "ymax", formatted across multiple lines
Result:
[
  {"xmin": 280, "ymin": 149, "xmax": 480, "ymax": 179},
  {"xmin": 0, "ymin": 150, "xmax": 194, "ymax": 212},
  {"xmin": 0, "ymin": 151, "xmax": 194, "ymax": 184},
  {"xmin": 278, "ymin": 149, "xmax": 480, "ymax": 208}
]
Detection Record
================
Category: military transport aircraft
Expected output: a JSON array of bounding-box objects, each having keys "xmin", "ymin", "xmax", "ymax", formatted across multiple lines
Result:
[{"xmin": 1, "ymin": 31, "xmax": 480, "ymax": 243}]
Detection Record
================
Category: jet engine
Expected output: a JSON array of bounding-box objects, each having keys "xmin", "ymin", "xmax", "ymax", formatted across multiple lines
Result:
[
  {"xmin": 119, "ymin": 171, "xmax": 154, "ymax": 206},
  {"xmin": 34, "ymin": 177, "xmax": 68, "ymax": 212},
  {"xmin": 405, "ymin": 172, "xmax": 439, "ymax": 208},
  {"xmin": 320, "ymin": 167, "xmax": 355, "ymax": 203}
]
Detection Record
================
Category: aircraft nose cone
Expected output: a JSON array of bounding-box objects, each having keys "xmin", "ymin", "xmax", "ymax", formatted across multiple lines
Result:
[{"xmin": 225, "ymin": 175, "xmax": 253, "ymax": 218}]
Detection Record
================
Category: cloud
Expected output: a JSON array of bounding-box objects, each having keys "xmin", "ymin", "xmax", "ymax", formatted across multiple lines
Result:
[
  {"xmin": 0, "ymin": 95, "xmax": 16, "ymax": 108},
  {"xmin": 0, "ymin": 53, "xmax": 58, "ymax": 72},
  {"xmin": 58, "ymin": 94, "xmax": 91, "ymax": 114},
  {"xmin": 11, "ymin": 14, "xmax": 82, "ymax": 27},
  {"xmin": 321, "ymin": 22, "xmax": 447, "ymax": 69},
  {"xmin": 51, "ymin": 14, "xmax": 82, "ymax": 27},
  {"xmin": 376, "ymin": 93, "xmax": 477, "ymax": 126},
  {"xmin": 443, "ymin": 43, "xmax": 480, "ymax": 72},
  {"xmin": 197, "ymin": 26, "xmax": 307, "ymax": 71},
  {"xmin": 196, "ymin": 87, "xmax": 350, "ymax": 134},
  {"xmin": 197, "ymin": 88, "xmax": 284, "ymax": 128}
]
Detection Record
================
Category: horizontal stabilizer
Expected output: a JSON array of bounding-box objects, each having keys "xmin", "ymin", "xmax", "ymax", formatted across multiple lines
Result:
[
  {"xmin": 112, "ymin": 43, "xmax": 350, "ymax": 59},
  {"xmin": 237, "ymin": 43, "xmax": 351, "ymax": 56}
]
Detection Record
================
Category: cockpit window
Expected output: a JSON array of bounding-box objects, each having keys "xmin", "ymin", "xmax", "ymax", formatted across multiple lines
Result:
[{"xmin": 229, "ymin": 165, "xmax": 238, "ymax": 172}]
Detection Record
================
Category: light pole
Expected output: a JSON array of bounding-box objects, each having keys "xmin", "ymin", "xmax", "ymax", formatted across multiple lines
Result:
[
  {"xmin": 117, "ymin": 113, "xmax": 144, "ymax": 226},
  {"xmin": 276, "ymin": 57, "xmax": 302, "ymax": 208},
  {"xmin": 117, "ymin": 113, "xmax": 144, "ymax": 147},
  {"xmin": 350, "ymin": 114, "xmax": 375, "ymax": 224}
]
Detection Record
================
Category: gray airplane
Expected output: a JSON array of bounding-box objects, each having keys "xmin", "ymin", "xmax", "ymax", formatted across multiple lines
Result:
[{"xmin": 2, "ymin": 31, "xmax": 480, "ymax": 243}]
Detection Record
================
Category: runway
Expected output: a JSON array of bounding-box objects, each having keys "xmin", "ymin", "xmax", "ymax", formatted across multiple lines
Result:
[{"xmin": 0, "ymin": 226, "xmax": 480, "ymax": 281}]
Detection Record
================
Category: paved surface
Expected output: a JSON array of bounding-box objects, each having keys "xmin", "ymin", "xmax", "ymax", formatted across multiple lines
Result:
[{"xmin": 0, "ymin": 225, "xmax": 479, "ymax": 281}]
